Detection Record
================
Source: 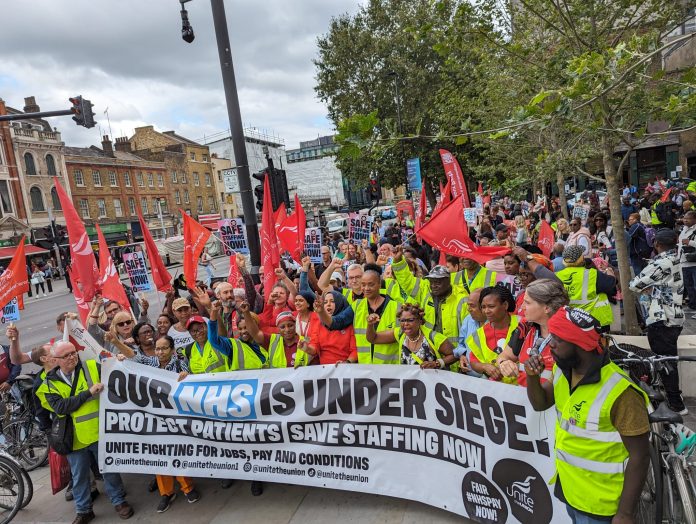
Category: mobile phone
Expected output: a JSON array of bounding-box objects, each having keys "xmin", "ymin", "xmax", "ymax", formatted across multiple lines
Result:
[{"xmin": 387, "ymin": 257, "xmax": 393, "ymax": 265}]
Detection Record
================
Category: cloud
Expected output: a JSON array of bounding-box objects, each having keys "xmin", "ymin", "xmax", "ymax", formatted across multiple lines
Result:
[{"xmin": 0, "ymin": 0, "xmax": 360, "ymax": 149}]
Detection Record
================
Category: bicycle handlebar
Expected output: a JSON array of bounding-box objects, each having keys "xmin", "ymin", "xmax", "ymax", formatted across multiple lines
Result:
[{"xmin": 613, "ymin": 355, "xmax": 696, "ymax": 363}]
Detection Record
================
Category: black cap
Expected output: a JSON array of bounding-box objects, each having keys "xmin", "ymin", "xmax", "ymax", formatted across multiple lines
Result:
[
  {"xmin": 495, "ymin": 223, "xmax": 508, "ymax": 232},
  {"xmin": 655, "ymin": 229, "xmax": 678, "ymax": 246}
]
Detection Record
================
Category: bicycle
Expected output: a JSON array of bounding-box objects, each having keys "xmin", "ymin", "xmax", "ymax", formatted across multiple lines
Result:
[
  {"xmin": 0, "ymin": 454, "xmax": 26, "ymax": 524},
  {"xmin": 0, "ymin": 376, "xmax": 49, "ymax": 471},
  {"xmin": 609, "ymin": 340, "xmax": 696, "ymax": 524}
]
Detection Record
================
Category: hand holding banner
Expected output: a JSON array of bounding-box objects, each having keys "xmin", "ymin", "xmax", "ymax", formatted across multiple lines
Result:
[{"xmin": 0, "ymin": 236, "xmax": 29, "ymax": 311}]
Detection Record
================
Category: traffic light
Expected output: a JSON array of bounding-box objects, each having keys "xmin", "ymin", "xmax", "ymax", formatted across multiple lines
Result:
[
  {"xmin": 270, "ymin": 168, "xmax": 290, "ymax": 210},
  {"xmin": 54, "ymin": 224, "xmax": 67, "ymax": 244},
  {"xmin": 69, "ymin": 95, "xmax": 96, "ymax": 129},
  {"xmin": 252, "ymin": 169, "xmax": 267, "ymax": 212},
  {"xmin": 369, "ymin": 176, "xmax": 381, "ymax": 201},
  {"xmin": 43, "ymin": 226, "xmax": 54, "ymax": 243}
]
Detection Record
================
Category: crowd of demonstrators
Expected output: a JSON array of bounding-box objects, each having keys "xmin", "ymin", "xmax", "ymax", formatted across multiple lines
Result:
[{"xmin": 7, "ymin": 182, "xmax": 696, "ymax": 522}]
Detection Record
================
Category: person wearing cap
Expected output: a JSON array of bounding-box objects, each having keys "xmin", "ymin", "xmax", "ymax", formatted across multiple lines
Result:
[
  {"xmin": 168, "ymin": 297, "xmax": 196, "ymax": 351},
  {"xmin": 525, "ymin": 306, "xmax": 649, "ymax": 523},
  {"xmin": 242, "ymin": 306, "xmax": 311, "ymax": 369},
  {"xmin": 391, "ymin": 246, "xmax": 468, "ymax": 348},
  {"xmin": 490, "ymin": 223, "xmax": 512, "ymax": 247},
  {"xmin": 366, "ymin": 303, "xmax": 458, "ymax": 369},
  {"xmin": 629, "ymin": 228, "xmax": 687, "ymax": 415},
  {"xmin": 556, "ymin": 245, "xmax": 615, "ymax": 329}
]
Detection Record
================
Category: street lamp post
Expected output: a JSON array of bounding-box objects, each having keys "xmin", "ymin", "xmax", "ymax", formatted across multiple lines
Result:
[{"xmin": 178, "ymin": 0, "xmax": 262, "ymax": 277}]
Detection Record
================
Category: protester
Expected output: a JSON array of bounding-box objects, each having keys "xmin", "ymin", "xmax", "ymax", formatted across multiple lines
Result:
[
  {"xmin": 466, "ymin": 285, "xmax": 519, "ymax": 383},
  {"xmin": 525, "ymin": 307, "xmax": 649, "ymax": 523},
  {"xmin": 199, "ymin": 247, "xmax": 215, "ymax": 286},
  {"xmin": 366, "ymin": 303, "xmax": 458, "ymax": 368},
  {"xmin": 629, "ymin": 228, "xmax": 687, "ymax": 414},
  {"xmin": 451, "ymin": 256, "xmax": 497, "ymax": 295},
  {"xmin": 156, "ymin": 313, "xmax": 175, "ymax": 340},
  {"xmin": 30, "ymin": 263, "xmax": 48, "ymax": 297},
  {"xmin": 305, "ymin": 291, "xmax": 357, "ymax": 364},
  {"xmin": 243, "ymin": 303, "xmax": 310, "ymax": 368},
  {"xmin": 41, "ymin": 341, "xmax": 134, "ymax": 522},
  {"xmin": 565, "ymin": 218, "xmax": 592, "ymax": 257},
  {"xmin": 678, "ymin": 210, "xmax": 696, "ymax": 314},
  {"xmin": 626, "ymin": 212, "xmax": 651, "ymax": 275},
  {"xmin": 168, "ymin": 297, "xmax": 195, "ymax": 350}
]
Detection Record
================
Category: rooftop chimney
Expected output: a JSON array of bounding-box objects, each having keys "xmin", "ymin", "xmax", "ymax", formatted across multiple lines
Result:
[
  {"xmin": 102, "ymin": 135, "xmax": 115, "ymax": 157},
  {"xmin": 23, "ymin": 96, "xmax": 40, "ymax": 114},
  {"xmin": 114, "ymin": 137, "xmax": 132, "ymax": 153}
]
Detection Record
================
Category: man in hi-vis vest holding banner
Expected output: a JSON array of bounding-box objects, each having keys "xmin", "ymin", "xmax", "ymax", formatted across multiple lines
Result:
[{"xmin": 524, "ymin": 307, "xmax": 649, "ymax": 523}]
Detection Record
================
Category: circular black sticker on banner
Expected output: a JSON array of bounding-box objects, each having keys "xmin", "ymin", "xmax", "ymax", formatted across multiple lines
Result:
[
  {"xmin": 492, "ymin": 459, "xmax": 552, "ymax": 524},
  {"xmin": 461, "ymin": 471, "xmax": 508, "ymax": 524}
]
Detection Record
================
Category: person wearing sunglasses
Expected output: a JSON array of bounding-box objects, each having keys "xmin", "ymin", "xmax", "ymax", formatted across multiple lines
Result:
[
  {"xmin": 41, "ymin": 341, "xmax": 134, "ymax": 522},
  {"xmin": 87, "ymin": 298, "xmax": 137, "ymax": 357},
  {"xmin": 365, "ymin": 303, "xmax": 458, "ymax": 369}
]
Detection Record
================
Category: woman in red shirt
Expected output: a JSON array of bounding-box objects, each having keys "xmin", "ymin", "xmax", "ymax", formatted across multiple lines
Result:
[
  {"xmin": 498, "ymin": 278, "xmax": 569, "ymax": 386},
  {"xmin": 304, "ymin": 291, "xmax": 357, "ymax": 364}
]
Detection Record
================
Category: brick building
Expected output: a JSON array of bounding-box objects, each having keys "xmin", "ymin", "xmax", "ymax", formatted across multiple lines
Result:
[
  {"xmin": 64, "ymin": 136, "xmax": 176, "ymax": 245},
  {"xmin": 130, "ymin": 126, "xmax": 219, "ymax": 220}
]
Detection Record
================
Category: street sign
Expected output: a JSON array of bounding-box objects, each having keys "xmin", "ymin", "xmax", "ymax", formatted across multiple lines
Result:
[
  {"xmin": 406, "ymin": 158, "xmax": 422, "ymax": 191},
  {"xmin": 222, "ymin": 168, "xmax": 239, "ymax": 193}
]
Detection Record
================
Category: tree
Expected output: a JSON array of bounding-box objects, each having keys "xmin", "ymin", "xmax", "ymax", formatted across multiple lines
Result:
[{"xmin": 502, "ymin": 0, "xmax": 696, "ymax": 334}]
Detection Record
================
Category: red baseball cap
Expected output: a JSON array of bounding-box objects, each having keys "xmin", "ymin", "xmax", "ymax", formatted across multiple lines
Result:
[{"xmin": 186, "ymin": 316, "xmax": 207, "ymax": 329}]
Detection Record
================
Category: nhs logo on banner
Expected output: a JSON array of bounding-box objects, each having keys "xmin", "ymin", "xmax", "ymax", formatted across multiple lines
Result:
[{"xmin": 173, "ymin": 379, "xmax": 258, "ymax": 420}]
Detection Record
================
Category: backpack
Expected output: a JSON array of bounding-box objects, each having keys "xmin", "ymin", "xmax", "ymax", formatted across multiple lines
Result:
[{"xmin": 644, "ymin": 226, "xmax": 656, "ymax": 249}]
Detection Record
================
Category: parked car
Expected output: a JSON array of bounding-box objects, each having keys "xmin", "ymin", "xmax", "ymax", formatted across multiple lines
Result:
[
  {"xmin": 327, "ymin": 217, "xmax": 349, "ymax": 237},
  {"xmin": 567, "ymin": 190, "xmax": 607, "ymax": 209}
]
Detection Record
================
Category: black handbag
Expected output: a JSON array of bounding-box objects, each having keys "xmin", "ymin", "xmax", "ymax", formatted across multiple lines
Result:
[{"xmin": 48, "ymin": 366, "xmax": 81, "ymax": 456}]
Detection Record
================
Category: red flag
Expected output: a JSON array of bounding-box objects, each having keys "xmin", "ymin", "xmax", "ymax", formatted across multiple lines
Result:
[
  {"xmin": 276, "ymin": 213, "xmax": 299, "ymax": 255},
  {"xmin": 432, "ymin": 180, "xmax": 452, "ymax": 217},
  {"xmin": 294, "ymin": 194, "xmax": 306, "ymax": 259},
  {"xmin": 227, "ymin": 254, "xmax": 240, "ymax": 287},
  {"xmin": 181, "ymin": 211, "xmax": 212, "ymax": 289},
  {"xmin": 138, "ymin": 212, "xmax": 172, "ymax": 292},
  {"xmin": 0, "ymin": 236, "xmax": 29, "ymax": 309},
  {"xmin": 483, "ymin": 189, "xmax": 491, "ymax": 206},
  {"xmin": 53, "ymin": 177, "xmax": 99, "ymax": 301},
  {"xmin": 67, "ymin": 267, "xmax": 90, "ymax": 325},
  {"xmin": 273, "ymin": 202, "xmax": 287, "ymax": 226},
  {"xmin": 261, "ymin": 176, "xmax": 280, "ymax": 298},
  {"xmin": 660, "ymin": 188, "xmax": 673, "ymax": 203},
  {"xmin": 418, "ymin": 196, "xmax": 510, "ymax": 264},
  {"xmin": 477, "ymin": 182, "xmax": 483, "ymax": 196},
  {"xmin": 537, "ymin": 220, "xmax": 555, "ymax": 257},
  {"xmin": 415, "ymin": 181, "xmax": 427, "ymax": 235},
  {"xmin": 96, "ymin": 225, "xmax": 130, "ymax": 312},
  {"xmin": 439, "ymin": 149, "xmax": 471, "ymax": 207}
]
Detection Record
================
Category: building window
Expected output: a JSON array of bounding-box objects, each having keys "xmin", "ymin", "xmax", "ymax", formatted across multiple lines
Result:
[
  {"xmin": 137, "ymin": 172, "xmax": 144, "ymax": 187},
  {"xmin": 172, "ymin": 171, "xmax": 178, "ymax": 183},
  {"xmin": 24, "ymin": 152, "xmax": 37, "ymax": 176},
  {"xmin": 124, "ymin": 171, "xmax": 132, "ymax": 187},
  {"xmin": 159, "ymin": 199, "xmax": 169, "ymax": 214},
  {"xmin": 129, "ymin": 197, "xmax": 136, "ymax": 215},
  {"xmin": 208, "ymin": 196, "xmax": 216, "ymax": 211},
  {"xmin": 157, "ymin": 173, "xmax": 164, "ymax": 187},
  {"xmin": 184, "ymin": 189, "xmax": 190, "ymax": 204},
  {"xmin": 0, "ymin": 181, "xmax": 12, "ymax": 214},
  {"xmin": 113, "ymin": 199, "xmax": 123, "ymax": 217},
  {"xmin": 175, "ymin": 189, "xmax": 181, "ymax": 205},
  {"xmin": 79, "ymin": 199, "xmax": 90, "ymax": 218},
  {"xmin": 141, "ymin": 197, "xmax": 148, "ymax": 214},
  {"xmin": 180, "ymin": 173, "xmax": 187, "ymax": 183},
  {"xmin": 197, "ymin": 196, "xmax": 203, "ymax": 212},
  {"xmin": 147, "ymin": 173, "xmax": 154, "ymax": 187},
  {"xmin": 109, "ymin": 171, "xmax": 118, "ymax": 186},
  {"xmin": 46, "ymin": 154, "xmax": 57, "ymax": 177},
  {"xmin": 74, "ymin": 169, "xmax": 84, "ymax": 186},
  {"xmin": 193, "ymin": 173, "xmax": 200, "ymax": 186},
  {"xmin": 190, "ymin": 152, "xmax": 195, "ymax": 161},
  {"xmin": 51, "ymin": 187, "xmax": 62, "ymax": 210},
  {"xmin": 202, "ymin": 154, "xmax": 208, "ymax": 162},
  {"xmin": 92, "ymin": 170, "xmax": 102, "ymax": 187},
  {"xmin": 97, "ymin": 199, "xmax": 107, "ymax": 218},
  {"xmin": 205, "ymin": 173, "xmax": 211, "ymax": 187},
  {"xmin": 29, "ymin": 187, "xmax": 45, "ymax": 211},
  {"xmin": 217, "ymin": 170, "xmax": 222, "ymax": 182}
]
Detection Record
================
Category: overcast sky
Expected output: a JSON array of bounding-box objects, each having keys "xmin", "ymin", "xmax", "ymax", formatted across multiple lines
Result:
[{"xmin": 0, "ymin": 0, "xmax": 360, "ymax": 151}]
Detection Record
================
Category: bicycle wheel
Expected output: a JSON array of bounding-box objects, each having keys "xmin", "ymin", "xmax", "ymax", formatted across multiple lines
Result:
[
  {"xmin": 0, "ymin": 455, "xmax": 23, "ymax": 524},
  {"xmin": 637, "ymin": 443, "xmax": 662, "ymax": 524},
  {"xmin": 670, "ymin": 455, "xmax": 696, "ymax": 524},
  {"xmin": 3, "ymin": 420, "xmax": 48, "ymax": 472},
  {"xmin": 19, "ymin": 464, "xmax": 32, "ymax": 509}
]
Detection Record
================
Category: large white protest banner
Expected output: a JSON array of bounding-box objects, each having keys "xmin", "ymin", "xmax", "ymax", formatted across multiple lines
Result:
[
  {"xmin": 348, "ymin": 213, "xmax": 373, "ymax": 244},
  {"xmin": 100, "ymin": 360, "xmax": 568, "ymax": 523},
  {"xmin": 65, "ymin": 318, "xmax": 113, "ymax": 362}
]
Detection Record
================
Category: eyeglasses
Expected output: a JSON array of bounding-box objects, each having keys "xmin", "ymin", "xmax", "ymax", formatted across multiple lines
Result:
[
  {"xmin": 56, "ymin": 351, "xmax": 77, "ymax": 360},
  {"xmin": 116, "ymin": 320, "xmax": 134, "ymax": 327}
]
